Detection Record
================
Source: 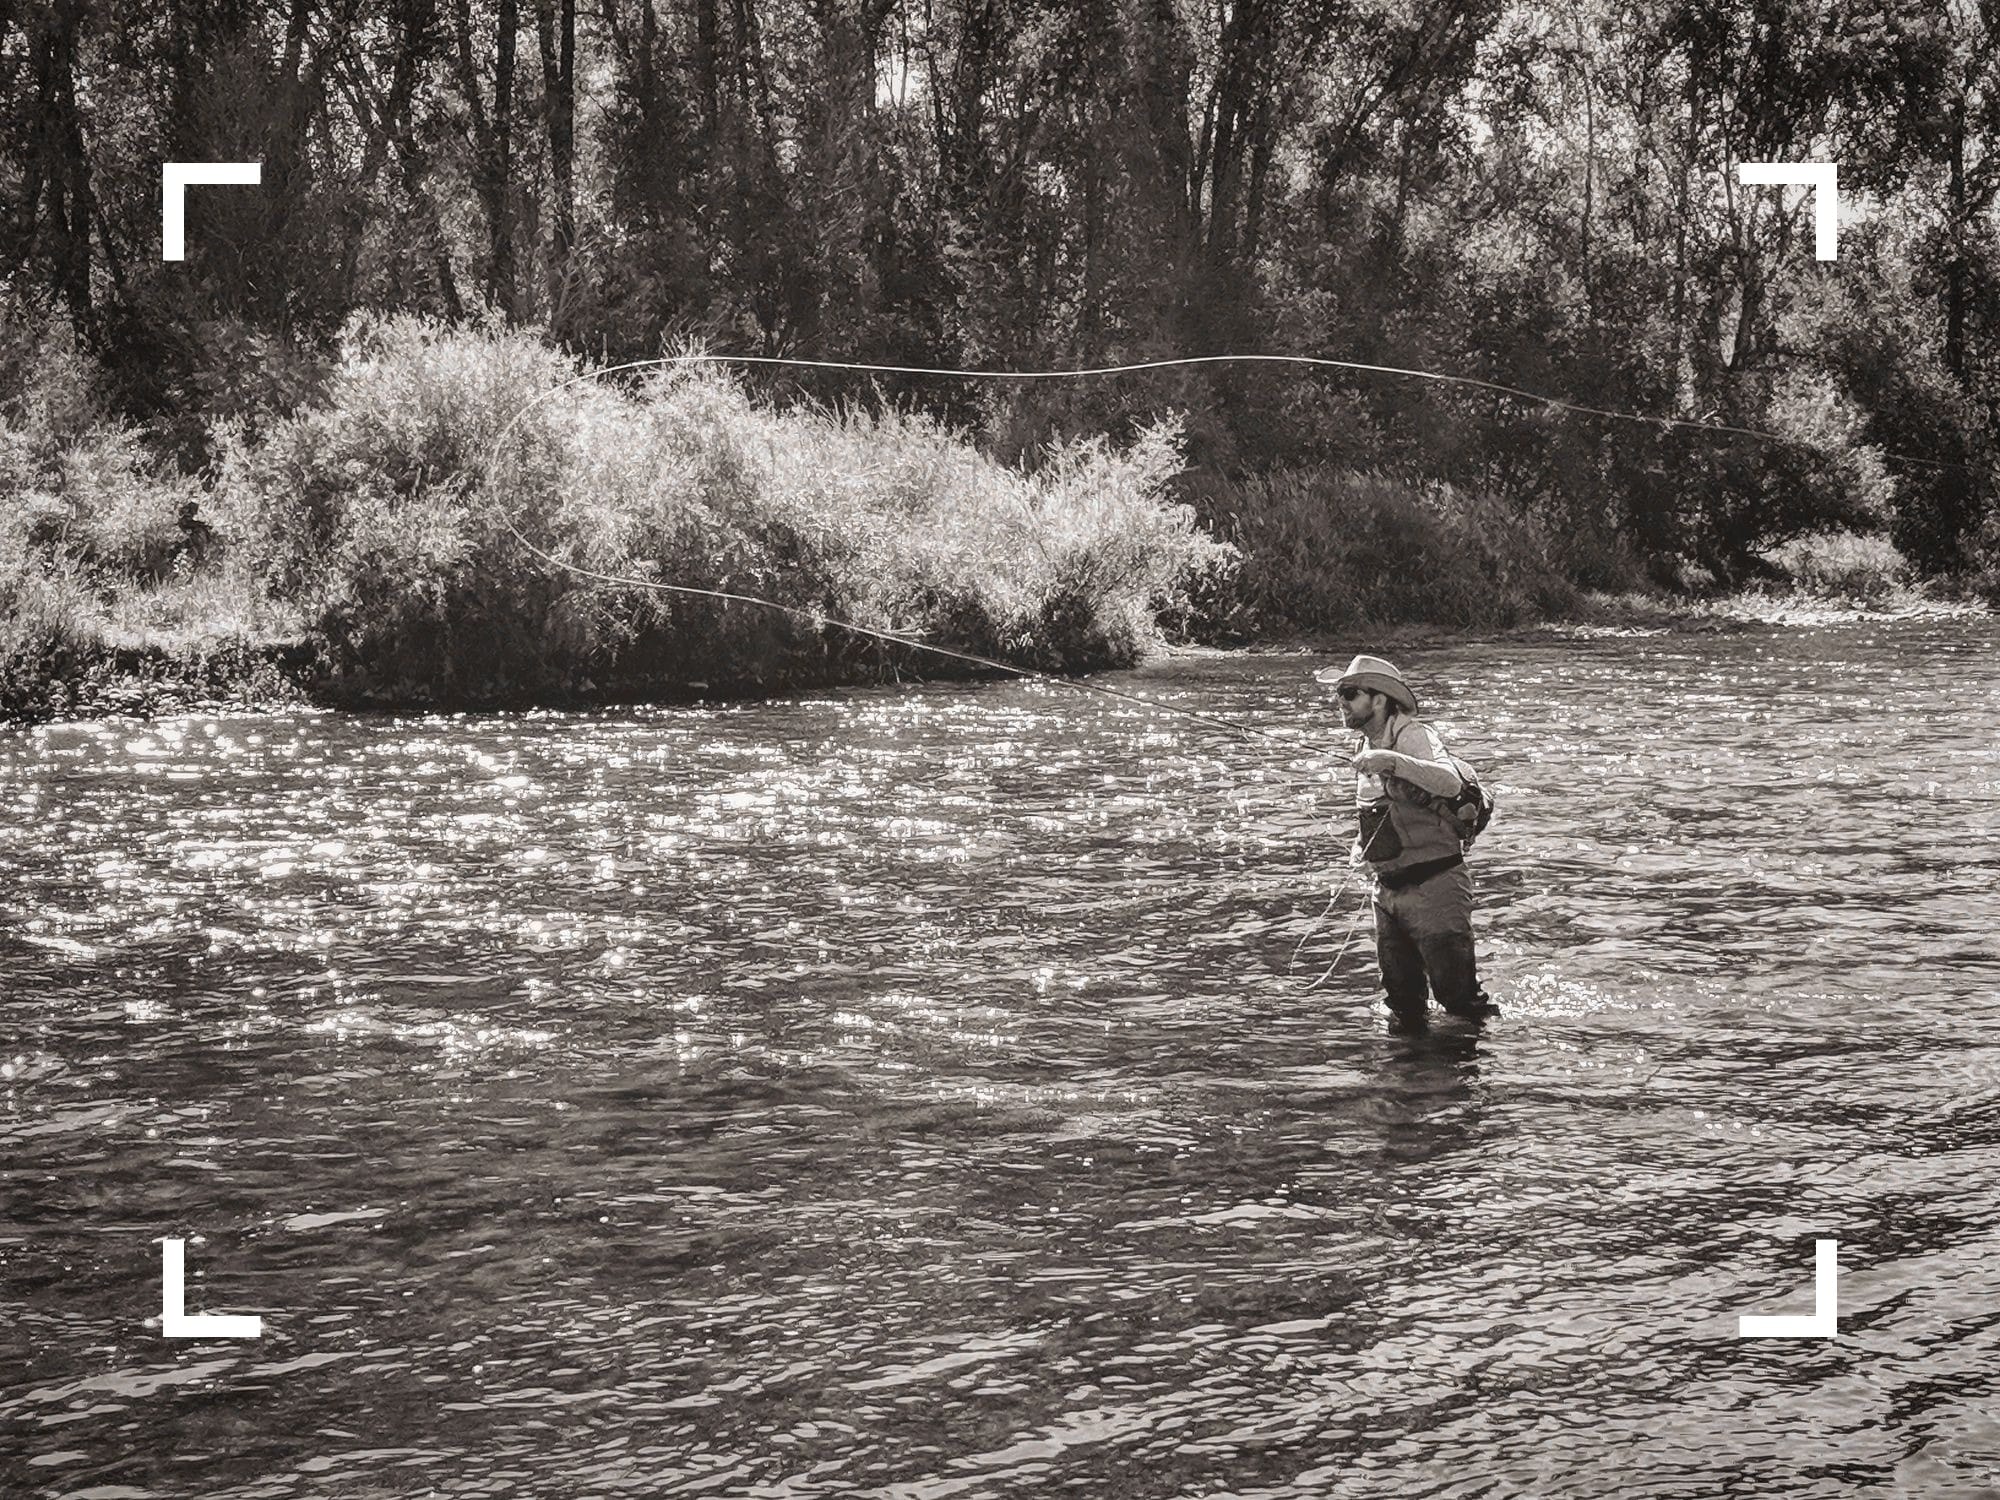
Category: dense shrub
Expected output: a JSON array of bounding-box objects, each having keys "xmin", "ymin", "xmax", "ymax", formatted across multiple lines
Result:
[
  {"xmin": 1, "ymin": 310, "xmax": 200, "ymax": 584},
  {"xmin": 1800, "ymin": 263, "xmax": 1999, "ymax": 579},
  {"xmin": 211, "ymin": 317, "xmax": 1235, "ymax": 706},
  {"xmin": 1969, "ymin": 513, "xmax": 2000, "ymax": 610},
  {"xmin": 1761, "ymin": 530, "xmax": 1911, "ymax": 604},
  {"xmin": 2, "ymin": 310, "xmax": 216, "ymax": 718},
  {"xmin": 0, "ymin": 537, "xmax": 95, "ymax": 720},
  {"xmin": 1182, "ymin": 466, "xmax": 1579, "ymax": 634}
]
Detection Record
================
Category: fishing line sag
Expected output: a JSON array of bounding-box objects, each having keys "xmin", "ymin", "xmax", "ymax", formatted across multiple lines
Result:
[
  {"xmin": 481, "ymin": 352, "xmax": 1327, "ymax": 751},
  {"xmin": 485, "ymin": 342, "xmax": 1945, "ymax": 750},
  {"xmin": 488, "ymin": 345, "xmax": 1840, "ymax": 994}
]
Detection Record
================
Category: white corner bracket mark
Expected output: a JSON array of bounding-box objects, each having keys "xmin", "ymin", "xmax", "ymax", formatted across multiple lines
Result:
[
  {"xmin": 161, "ymin": 1237, "xmax": 262, "ymax": 1339},
  {"xmin": 161, "ymin": 162, "xmax": 262, "ymax": 261},
  {"xmin": 1737, "ymin": 1237, "xmax": 1839, "ymax": 1340},
  {"xmin": 1736, "ymin": 162, "xmax": 1839, "ymax": 261}
]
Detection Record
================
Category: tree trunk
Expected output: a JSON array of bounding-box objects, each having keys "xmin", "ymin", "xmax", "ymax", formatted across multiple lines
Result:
[
  {"xmin": 1570, "ymin": 0, "xmax": 1595, "ymax": 323},
  {"xmin": 24, "ymin": 5, "xmax": 95, "ymax": 328},
  {"xmin": 1670, "ymin": 47, "xmax": 1697, "ymax": 412},
  {"xmin": 493, "ymin": 0, "xmax": 518, "ymax": 316},
  {"xmin": 1946, "ymin": 95, "xmax": 1969, "ymax": 387},
  {"xmin": 1203, "ymin": 0, "xmax": 1260, "ymax": 263},
  {"xmin": 264, "ymin": 0, "xmax": 321, "ymax": 332},
  {"xmin": 1243, "ymin": 92, "xmax": 1276, "ymax": 263},
  {"xmin": 732, "ymin": 0, "xmax": 779, "ymax": 148},
  {"xmin": 535, "ymin": 0, "xmax": 576, "ymax": 284},
  {"xmin": 454, "ymin": 0, "xmax": 518, "ymax": 316},
  {"xmin": 390, "ymin": 0, "xmax": 464, "ymax": 316},
  {"xmin": 694, "ymin": 0, "xmax": 720, "ymax": 153}
]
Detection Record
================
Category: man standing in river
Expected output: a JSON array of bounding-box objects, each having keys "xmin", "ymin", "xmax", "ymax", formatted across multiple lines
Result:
[{"xmin": 1316, "ymin": 654, "xmax": 1495, "ymax": 1034}]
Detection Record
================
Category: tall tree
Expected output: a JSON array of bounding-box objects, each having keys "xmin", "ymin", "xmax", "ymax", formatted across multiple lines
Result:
[
  {"xmin": 16, "ymin": 1, "xmax": 103, "ymax": 326},
  {"xmin": 534, "ymin": 0, "xmax": 577, "ymax": 322},
  {"xmin": 454, "ymin": 0, "xmax": 520, "ymax": 315}
]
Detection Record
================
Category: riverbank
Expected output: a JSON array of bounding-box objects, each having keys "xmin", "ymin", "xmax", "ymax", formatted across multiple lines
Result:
[
  {"xmin": 8, "ymin": 574, "xmax": 1986, "ymax": 727},
  {"xmin": 4, "ymin": 317, "xmax": 1235, "ymax": 723},
  {"xmin": 5, "ymin": 317, "xmax": 1992, "ymax": 726}
]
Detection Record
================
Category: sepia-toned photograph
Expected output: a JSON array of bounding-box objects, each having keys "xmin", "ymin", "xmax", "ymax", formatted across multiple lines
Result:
[{"xmin": 4, "ymin": 0, "xmax": 1998, "ymax": 1494}]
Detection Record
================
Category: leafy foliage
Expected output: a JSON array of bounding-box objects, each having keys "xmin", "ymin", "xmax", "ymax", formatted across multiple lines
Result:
[
  {"xmin": 211, "ymin": 317, "xmax": 1233, "ymax": 705},
  {"xmin": 4, "ymin": 0, "xmax": 1998, "ymax": 643},
  {"xmin": 1187, "ymin": 467, "xmax": 1581, "ymax": 633}
]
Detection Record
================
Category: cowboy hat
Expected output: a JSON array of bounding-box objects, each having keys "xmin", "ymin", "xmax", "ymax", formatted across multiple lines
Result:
[{"xmin": 1312, "ymin": 654, "xmax": 1418, "ymax": 713}]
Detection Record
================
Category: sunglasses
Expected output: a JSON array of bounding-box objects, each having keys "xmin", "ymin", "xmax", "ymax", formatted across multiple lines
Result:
[{"xmin": 1336, "ymin": 685, "xmax": 1370, "ymax": 701}]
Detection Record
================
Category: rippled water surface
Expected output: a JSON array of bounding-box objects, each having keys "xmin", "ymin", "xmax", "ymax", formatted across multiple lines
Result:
[{"xmin": 5, "ymin": 619, "xmax": 1999, "ymax": 1498}]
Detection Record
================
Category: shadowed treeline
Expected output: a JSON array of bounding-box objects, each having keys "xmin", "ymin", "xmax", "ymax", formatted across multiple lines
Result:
[{"xmin": 2, "ymin": 0, "xmax": 1998, "ymax": 717}]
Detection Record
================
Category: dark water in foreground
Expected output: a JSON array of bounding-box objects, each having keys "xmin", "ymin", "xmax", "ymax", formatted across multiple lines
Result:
[{"xmin": 4, "ymin": 619, "xmax": 1999, "ymax": 1499}]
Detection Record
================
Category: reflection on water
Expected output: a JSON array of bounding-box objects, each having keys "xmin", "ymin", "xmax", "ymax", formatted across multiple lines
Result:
[{"xmin": 4, "ymin": 618, "xmax": 1999, "ymax": 1497}]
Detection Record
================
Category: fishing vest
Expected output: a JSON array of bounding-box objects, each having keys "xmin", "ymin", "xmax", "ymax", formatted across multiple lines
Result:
[{"xmin": 1355, "ymin": 716, "xmax": 1465, "ymax": 874}]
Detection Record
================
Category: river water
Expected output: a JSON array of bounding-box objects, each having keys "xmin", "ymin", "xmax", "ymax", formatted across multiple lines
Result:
[{"xmin": 4, "ymin": 617, "xmax": 1998, "ymax": 1498}]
